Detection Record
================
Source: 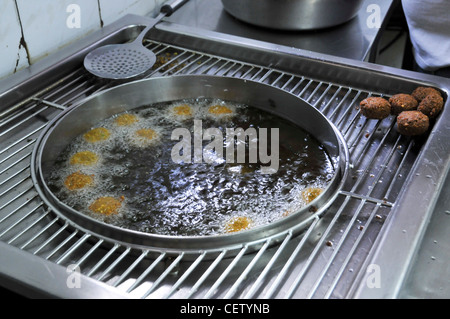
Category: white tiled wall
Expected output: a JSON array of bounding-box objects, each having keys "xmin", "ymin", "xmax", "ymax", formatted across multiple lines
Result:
[{"xmin": 0, "ymin": 0, "xmax": 169, "ymax": 80}]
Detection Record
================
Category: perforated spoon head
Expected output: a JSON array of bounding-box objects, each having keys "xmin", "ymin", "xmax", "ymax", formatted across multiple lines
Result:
[{"xmin": 84, "ymin": 44, "xmax": 157, "ymax": 80}]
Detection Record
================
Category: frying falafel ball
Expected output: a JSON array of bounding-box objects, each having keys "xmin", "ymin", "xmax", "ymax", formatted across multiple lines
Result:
[
  {"xmin": 224, "ymin": 216, "xmax": 253, "ymax": 233},
  {"xmin": 389, "ymin": 94, "xmax": 418, "ymax": 115},
  {"xmin": 301, "ymin": 187, "xmax": 323, "ymax": 204},
  {"xmin": 135, "ymin": 128, "xmax": 157, "ymax": 140},
  {"xmin": 69, "ymin": 151, "xmax": 99, "ymax": 166},
  {"xmin": 417, "ymin": 93, "xmax": 444, "ymax": 119},
  {"xmin": 208, "ymin": 104, "xmax": 233, "ymax": 115},
  {"xmin": 132, "ymin": 128, "xmax": 158, "ymax": 146},
  {"xmin": 396, "ymin": 111, "xmax": 429, "ymax": 136},
  {"xmin": 172, "ymin": 104, "xmax": 193, "ymax": 117},
  {"xmin": 83, "ymin": 127, "xmax": 111, "ymax": 143},
  {"xmin": 64, "ymin": 171, "xmax": 94, "ymax": 190},
  {"xmin": 115, "ymin": 113, "xmax": 138, "ymax": 126},
  {"xmin": 359, "ymin": 97, "xmax": 391, "ymax": 120},
  {"xmin": 89, "ymin": 196, "xmax": 123, "ymax": 216},
  {"xmin": 411, "ymin": 86, "xmax": 442, "ymax": 102}
]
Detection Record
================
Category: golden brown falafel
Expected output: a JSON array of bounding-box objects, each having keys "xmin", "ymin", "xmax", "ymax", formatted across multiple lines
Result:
[
  {"xmin": 89, "ymin": 196, "xmax": 124, "ymax": 216},
  {"xmin": 389, "ymin": 94, "xmax": 418, "ymax": 115},
  {"xmin": 64, "ymin": 171, "xmax": 94, "ymax": 190},
  {"xmin": 83, "ymin": 127, "xmax": 111, "ymax": 143},
  {"xmin": 173, "ymin": 104, "xmax": 193, "ymax": 116},
  {"xmin": 135, "ymin": 128, "xmax": 157, "ymax": 140},
  {"xmin": 115, "ymin": 113, "xmax": 138, "ymax": 126},
  {"xmin": 396, "ymin": 111, "xmax": 429, "ymax": 136},
  {"xmin": 208, "ymin": 104, "xmax": 233, "ymax": 115},
  {"xmin": 69, "ymin": 151, "xmax": 99, "ymax": 166},
  {"xmin": 301, "ymin": 187, "xmax": 323, "ymax": 204},
  {"xmin": 359, "ymin": 97, "xmax": 391, "ymax": 119},
  {"xmin": 224, "ymin": 216, "xmax": 252, "ymax": 233}
]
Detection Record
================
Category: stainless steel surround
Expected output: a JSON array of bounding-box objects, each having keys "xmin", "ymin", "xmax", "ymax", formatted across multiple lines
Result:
[{"xmin": 0, "ymin": 14, "xmax": 449, "ymax": 299}]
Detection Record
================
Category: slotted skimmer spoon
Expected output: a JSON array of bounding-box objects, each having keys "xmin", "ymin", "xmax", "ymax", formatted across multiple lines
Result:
[{"xmin": 84, "ymin": 0, "xmax": 188, "ymax": 80}]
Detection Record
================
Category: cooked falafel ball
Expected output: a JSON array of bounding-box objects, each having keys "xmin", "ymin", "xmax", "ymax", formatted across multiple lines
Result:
[
  {"xmin": 418, "ymin": 93, "xmax": 444, "ymax": 119},
  {"xmin": 130, "ymin": 128, "xmax": 159, "ymax": 147},
  {"xmin": 301, "ymin": 187, "xmax": 323, "ymax": 204},
  {"xmin": 83, "ymin": 127, "xmax": 111, "ymax": 143},
  {"xmin": 389, "ymin": 94, "xmax": 418, "ymax": 115},
  {"xmin": 359, "ymin": 97, "xmax": 391, "ymax": 119},
  {"xmin": 224, "ymin": 216, "xmax": 252, "ymax": 233},
  {"xmin": 208, "ymin": 104, "xmax": 233, "ymax": 115},
  {"xmin": 115, "ymin": 113, "xmax": 138, "ymax": 126},
  {"xmin": 64, "ymin": 171, "xmax": 94, "ymax": 190},
  {"xmin": 89, "ymin": 196, "xmax": 123, "ymax": 216},
  {"xmin": 173, "ymin": 104, "xmax": 193, "ymax": 117},
  {"xmin": 135, "ymin": 128, "xmax": 157, "ymax": 140},
  {"xmin": 397, "ymin": 111, "xmax": 429, "ymax": 136},
  {"xmin": 69, "ymin": 151, "xmax": 99, "ymax": 166},
  {"xmin": 411, "ymin": 86, "xmax": 441, "ymax": 102}
]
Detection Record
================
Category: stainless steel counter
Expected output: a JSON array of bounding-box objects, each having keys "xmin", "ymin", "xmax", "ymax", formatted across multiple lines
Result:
[
  {"xmin": 164, "ymin": 0, "xmax": 396, "ymax": 62},
  {"xmin": 0, "ymin": 12, "xmax": 448, "ymax": 300}
]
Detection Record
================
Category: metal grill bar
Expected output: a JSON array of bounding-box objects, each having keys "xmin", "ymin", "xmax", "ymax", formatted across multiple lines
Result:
[
  {"xmin": 184, "ymin": 250, "xmax": 224, "ymax": 298},
  {"xmin": 55, "ymin": 233, "xmax": 91, "ymax": 265},
  {"xmin": 126, "ymin": 252, "xmax": 166, "ymax": 294},
  {"xmin": 86, "ymin": 243, "xmax": 121, "ymax": 277},
  {"xmin": 0, "ymin": 154, "xmax": 31, "ymax": 177},
  {"xmin": 71, "ymin": 238, "xmax": 105, "ymax": 269},
  {"xmin": 204, "ymin": 246, "xmax": 249, "ymax": 299},
  {"xmin": 302, "ymin": 129, "xmax": 413, "ymax": 298},
  {"xmin": 0, "ymin": 186, "xmax": 35, "ymax": 213},
  {"xmin": 0, "ymin": 106, "xmax": 49, "ymax": 137},
  {"xmin": 142, "ymin": 253, "xmax": 184, "ymax": 299},
  {"xmin": 32, "ymin": 222, "xmax": 69, "ymax": 255},
  {"xmin": 322, "ymin": 201, "xmax": 383, "ymax": 298},
  {"xmin": 45, "ymin": 228, "xmax": 79, "ymax": 261},
  {"xmin": 0, "ymin": 170, "xmax": 30, "ymax": 197},
  {"xmin": 19, "ymin": 214, "xmax": 59, "ymax": 250},
  {"xmin": 162, "ymin": 251, "xmax": 206, "ymax": 299},
  {"xmin": 265, "ymin": 216, "xmax": 320, "ymax": 298},
  {"xmin": 97, "ymin": 246, "xmax": 132, "ymax": 281},
  {"xmin": 0, "ymin": 203, "xmax": 43, "ymax": 239},
  {"xmin": 305, "ymin": 197, "xmax": 365, "ymax": 298},
  {"xmin": 6, "ymin": 208, "xmax": 50, "ymax": 245},
  {"xmin": 0, "ymin": 124, "xmax": 45, "ymax": 156},
  {"xmin": 223, "ymin": 240, "xmax": 270, "ymax": 299},
  {"xmin": 243, "ymin": 231, "xmax": 293, "ymax": 299},
  {"xmin": 112, "ymin": 250, "xmax": 149, "ymax": 288}
]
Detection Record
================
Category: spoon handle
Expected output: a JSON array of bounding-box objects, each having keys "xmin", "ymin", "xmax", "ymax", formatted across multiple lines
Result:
[
  {"xmin": 161, "ymin": 0, "xmax": 189, "ymax": 16},
  {"xmin": 135, "ymin": 0, "xmax": 189, "ymax": 45}
]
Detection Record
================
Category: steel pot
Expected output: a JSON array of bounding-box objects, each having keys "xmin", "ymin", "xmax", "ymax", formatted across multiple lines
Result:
[{"xmin": 221, "ymin": 0, "xmax": 364, "ymax": 30}]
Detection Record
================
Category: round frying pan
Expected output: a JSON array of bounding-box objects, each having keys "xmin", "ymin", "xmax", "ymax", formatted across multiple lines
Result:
[{"xmin": 31, "ymin": 75, "xmax": 349, "ymax": 254}]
